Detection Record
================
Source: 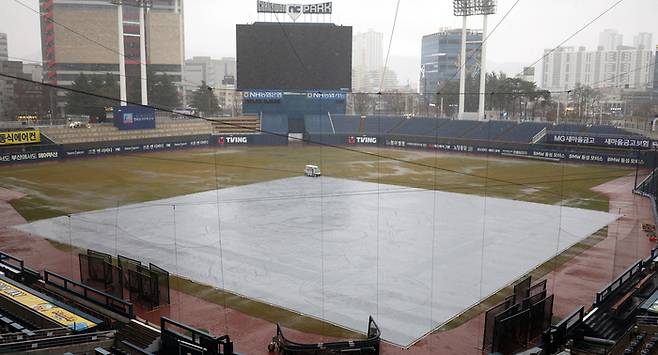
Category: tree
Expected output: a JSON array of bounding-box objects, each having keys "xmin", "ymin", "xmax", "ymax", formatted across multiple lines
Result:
[
  {"xmin": 66, "ymin": 73, "xmax": 94, "ymax": 115},
  {"xmin": 191, "ymin": 81, "xmax": 220, "ymax": 116},
  {"xmin": 351, "ymin": 93, "xmax": 376, "ymax": 115},
  {"xmin": 150, "ymin": 73, "xmax": 180, "ymax": 111}
]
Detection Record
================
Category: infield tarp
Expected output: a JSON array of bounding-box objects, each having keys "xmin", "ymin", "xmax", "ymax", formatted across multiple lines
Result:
[{"xmin": 15, "ymin": 177, "xmax": 619, "ymax": 346}]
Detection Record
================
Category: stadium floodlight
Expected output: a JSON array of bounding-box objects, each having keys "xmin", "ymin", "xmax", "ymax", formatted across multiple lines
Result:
[
  {"xmin": 453, "ymin": 0, "xmax": 497, "ymax": 17},
  {"xmin": 453, "ymin": 0, "xmax": 497, "ymax": 121}
]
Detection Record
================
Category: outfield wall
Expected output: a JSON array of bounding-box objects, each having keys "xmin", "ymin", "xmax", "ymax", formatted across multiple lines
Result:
[
  {"xmin": 305, "ymin": 133, "xmax": 650, "ymax": 167},
  {"xmin": 0, "ymin": 132, "xmax": 650, "ymax": 167}
]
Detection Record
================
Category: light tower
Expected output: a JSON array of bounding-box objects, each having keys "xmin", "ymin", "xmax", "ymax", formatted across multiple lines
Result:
[
  {"xmin": 453, "ymin": 0, "xmax": 497, "ymax": 120},
  {"xmin": 111, "ymin": 0, "xmax": 153, "ymax": 106}
]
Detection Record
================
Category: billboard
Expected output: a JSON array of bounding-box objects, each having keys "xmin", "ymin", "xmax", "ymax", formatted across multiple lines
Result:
[
  {"xmin": 236, "ymin": 22, "xmax": 352, "ymax": 92},
  {"xmin": 113, "ymin": 106, "xmax": 156, "ymax": 131},
  {"xmin": 257, "ymin": 1, "xmax": 332, "ymax": 21},
  {"xmin": 0, "ymin": 277, "xmax": 97, "ymax": 330},
  {"xmin": 546, "ymin": 132, "xmax": 657, "ymax": 150},
  {"xmin": 0, "ymin": 130, "xmax": 40, "ymax": 146}
]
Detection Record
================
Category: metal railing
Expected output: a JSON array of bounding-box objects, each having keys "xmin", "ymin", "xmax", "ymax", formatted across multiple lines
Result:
[
  {"xmin": 595, "ymin": 259, "xmax": 644, "ymax": 306},
  {"xmin": 44, "ymin": 270, "xmax": 133, "ymax": 319},
  {"xmin": 0, "ymin": 330, "xmax": 115, "ymax": 353}
]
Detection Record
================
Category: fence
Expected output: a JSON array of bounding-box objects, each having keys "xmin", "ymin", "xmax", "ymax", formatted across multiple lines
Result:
[
  {"xmin": 118, "ymin": 255, "xmax": 170, "ymax": 310},
  {"xmin": 270, "ymin": 316, "xmax": 380, "ymax": 354},
  {"xmin": 0, "ymin": 251, "xmax": 40, "ymax": 283},
  {"xmin": 44, "ymin": 270, "xmax": 133, "ymax": 319},
  {"xmin": 79, "ymin": 253, "xmax": 122, "ymax": 299},
  {"xmin": 161, "ymin": 317, "xmax": 235, "ymax": 355},
  {"xmin": 483, "ymin": 277, "xmax": 551, "ymax": 354},
  {"xmin": 595, "ymin": 259, "xmax": 644, "ymax": 306}
]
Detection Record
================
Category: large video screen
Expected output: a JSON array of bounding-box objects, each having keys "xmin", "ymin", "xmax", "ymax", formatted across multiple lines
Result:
[{"xmin": 237, "ymin": 23, "xmax": 352, "ymax": 91}]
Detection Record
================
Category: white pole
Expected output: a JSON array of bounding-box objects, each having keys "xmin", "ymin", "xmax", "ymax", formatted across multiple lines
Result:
[
  {"xmin": 556, "ymin": 95, "xmax": 560, "ymax": 124},
  {"xmin": 178, "ymin": 0, "xmax": 186, "ymax": 108},
  {"xmin": 478, "ymin": 14, "xmax": 487, "ymax": 121},
  {"xmin": 458, "ymin": 16, "xmax": 467, "ymax": 120},
  {"xmin": 440, "ymin": 96, "xmax": 444, "ymax": 117},
  {"xmin": 118, "ymin": 4, "xmax": 127, "ymax": 106},
  {"xmin": 139, "ymin": 6, "xmax": 148, "ymax": 105}
]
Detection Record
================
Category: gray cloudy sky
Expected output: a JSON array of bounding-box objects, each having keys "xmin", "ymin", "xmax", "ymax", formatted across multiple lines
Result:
[{"xmin": 1, "ymin": 0, "xmax": 657, "ymax": 83}]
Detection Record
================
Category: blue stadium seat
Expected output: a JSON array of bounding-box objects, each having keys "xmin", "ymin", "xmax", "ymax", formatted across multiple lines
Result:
[
  {"xmin": 436, "ymin": 120, "xmax": 482, "ymax": 139},
  {"xmin": 390, "ymin": 118, "xmax": 448, "ymax": 136},
  {"xmin": 361, "ymin": 116, "xmax": 406, "ymax": 134},
  {"xmin": 551, "ymin": 123, "xmax": 587, "ymax": 133},
  {"xmin": 497, "ymin": 122, "xmax": 549, "ymax": 143},
  {"xmin": 261, "ymin": 113, "xmax": 289, "ymax": 134},
  {"xmin": 584, "ymin": 125, "xmax": 632, "ymax": 135},
  {"xmin": 330, "ymin": 115, "xmax": 361, "ymax": 134},
  {"xmin": 460, "ymin": 121, "xmax": 518, "ymax": 140}
]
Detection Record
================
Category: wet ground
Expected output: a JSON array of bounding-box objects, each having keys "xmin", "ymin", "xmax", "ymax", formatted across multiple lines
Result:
[{"xmin": 0, "ymin": 174, "xmax": 653, "ymax": 354}]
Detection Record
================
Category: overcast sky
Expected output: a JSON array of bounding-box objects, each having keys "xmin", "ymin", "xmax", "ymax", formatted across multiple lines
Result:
[{"xmin": 1, "ymin": 0, "xmax": 657, "ymax": 84}]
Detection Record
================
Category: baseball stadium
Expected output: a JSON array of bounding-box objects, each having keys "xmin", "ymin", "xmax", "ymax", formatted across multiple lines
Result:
[{"xmin": 0, "ymin": 0, "xmax": 658, "ymax": 354}]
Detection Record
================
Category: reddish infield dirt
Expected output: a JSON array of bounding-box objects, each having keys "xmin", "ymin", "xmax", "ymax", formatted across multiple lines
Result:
[{"xmin": 0, "ymin": 174, "xmax": 654, "ymax": 355}]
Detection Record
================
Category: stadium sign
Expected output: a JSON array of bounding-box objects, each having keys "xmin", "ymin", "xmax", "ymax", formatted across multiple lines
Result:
[
  {"xmin": 0, "ymin": 130, "xmax": 41, "ymax": 146},
  {"xmin": 546, "ymin": 132, "xmax": 657, "ymax": 150},
  {"xmin": 218, "ymin": 136, "xmax": 249, "ymax": 145},
  {"xmin": 113, "ymin": 106, "xmax": 156, "ymax": 131},
  {"xmin": 257, "ymin": 1, "xmax": 332, "ymax": 21},
  {"xmin": 306, "ymin": 92, "xmax": 346, "ymax": 100},
  {"xmin": 243, "ymin": 91, "xmax": 283, "ymax": 101},
  {"xmin": 348, "ymin": 136, "xmax": 377, "ymax": 145}
]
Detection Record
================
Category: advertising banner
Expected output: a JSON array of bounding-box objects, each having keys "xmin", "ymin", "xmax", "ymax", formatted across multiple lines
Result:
[
  {"xmin": 113, "ymin": 106, "xmax": 156, "ymax": 131},
  {"xmin": 0, "ymin": 149, "xmax": 59, "ymax": 164},
  {"xmin": 546, "ymin": 132, "xmax": 657, "ymax": 150},
  {"xmin": 0, "ymin": 278, "xmax": 97, "ymax": 330},
  {"xmin": 0, "ymin": 130, "xmax": 40, "ymax": 146},
  {"xmin": 383, "ymin": 138, "xmax": 645, "ymax": 166},
  {"xmin": 63, "ymin": 137, "xmax": 211, "ymax": 158},
  {"xmin": 257, "ymin": 1, "xmax": 332, "ymax": 16}
]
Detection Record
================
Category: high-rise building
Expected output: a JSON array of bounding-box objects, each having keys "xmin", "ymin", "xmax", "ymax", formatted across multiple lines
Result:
[
  {"xmin": 420, "ymin": 29, "xmax": 482, "ymax": 95},
  {"xmin": 183, "ymin": 56, "xmax": 236, "ymax": 92},
  {"xmin": 599, "ymin": 29, "xmax": 623, "ymax": 50},
  {"xmin": 352, "ymin": 30, "xmax": 384, "ymax": 92},
  {"xmin": 353, "ymin": 30, "xmax": 383, "ymax": 72},
  {"xmin": 0, "ymin": 33, "xmax": 7, "ymax": 61},
  {"xmin": 633, "ymin": 32, "xmax": 653, "ymax": 50},
  {"xmin": 39, "ymin": 0, "xmax": 185, "ymax": 110},
  {"xmin": 654, "ymin": 46, "xmax": 658, "ymax": 91},
  {"xmin": 541, "ymin": 46, "xmax": 654, "ymax": 91},
  {"xmin": 541, "ymin": 34, "xmax": 656, "ymax": 92},
  {"xmin": 183, "ymin": 56, "xmax": 237, "ymax": 113}
]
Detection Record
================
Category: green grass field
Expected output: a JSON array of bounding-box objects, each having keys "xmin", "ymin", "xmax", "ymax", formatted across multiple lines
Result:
[
  {"xmin": 0, "ymin": 145, "xmax": 633, "ymax": 337},
  {"xmin": 0, "ymin": 145, "xmax": 630, "ymax": 221}
]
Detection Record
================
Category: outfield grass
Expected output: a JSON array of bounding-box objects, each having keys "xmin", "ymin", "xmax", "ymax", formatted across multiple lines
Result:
[
  {"xmin": 0, "ymin": 145, "xmax": 630, "ymax": 221},
  {"xmin": 0, "ymin": 145, "xmax": 632, "ymax": 338}
]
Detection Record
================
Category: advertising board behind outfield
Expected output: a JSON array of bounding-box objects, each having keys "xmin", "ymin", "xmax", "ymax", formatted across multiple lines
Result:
[
  {"xmin": 0, "ymin": 130, "xmax": 40, "ymax": 146},
  {"xmin": 113, "ymin": 106, "xmax": 156, "ymax": 131}
]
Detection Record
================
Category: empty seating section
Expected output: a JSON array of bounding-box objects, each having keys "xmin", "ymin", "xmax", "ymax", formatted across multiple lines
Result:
[
  {"xmin": 212, "ymin": 116, "xmax": 260, "ymax": 135},
  {"xmin": 392, "ymin": 118, "xmax": 448, "ymax": 136},
  {"xmin": 435, "ymin": 120, "xmax": 481, "ymax": 138},
  {"xmin": 361, "ymin": 116, "xmax": 406, "ymax": 134},
  {"xmin": 261, "ymin": 114, "xmax": 289, "ymax": 134},
  {"xmin": 304, "ymin": 115, "xmax": 330, "ymax": 134},
  {"xmin": 552, "ymin": 123, "xmax": 586, "ymax": 133},
  {"xmin": 497, "ymin": 122, "xmax": 548, "ymax": 143},
  {"xmin": 584, "ymin": 125, "xmax": 631, "ymax": 135},
  {"xmin": 42, "ymin": 120, "xmax": 213, "ymax": 144},
  {"xmin": 331, "ymin": 115, "xmax": 361, "ymax": 134},
  {"xmin": 461, "ymin": 121, "xmax": 517, "ymax": 140}
]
